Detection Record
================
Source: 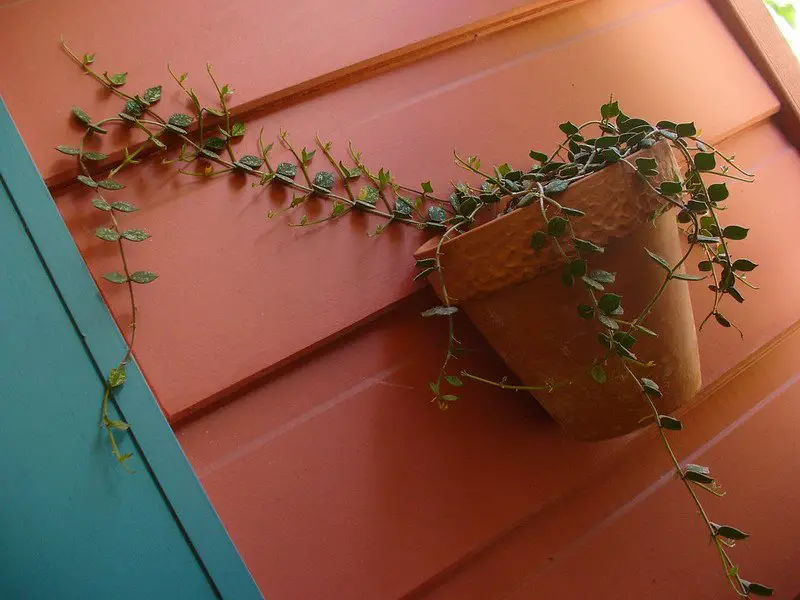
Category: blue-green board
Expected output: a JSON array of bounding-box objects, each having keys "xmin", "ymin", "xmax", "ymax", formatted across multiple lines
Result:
[{"xmin": 0, "ymin": 98, "xmax": 263, "ymax": 600}]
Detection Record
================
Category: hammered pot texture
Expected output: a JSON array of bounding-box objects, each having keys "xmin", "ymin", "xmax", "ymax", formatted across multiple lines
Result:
[{"xmin": 415, "ymin": 141, "xmax": 702, "ymax": 440}]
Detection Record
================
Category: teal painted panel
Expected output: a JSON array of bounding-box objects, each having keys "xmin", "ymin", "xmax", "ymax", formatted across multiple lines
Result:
[
  {"xmin": 0, "ymin": 99, "xmax": 262, "ymax": 600},
  {"xmin": 0, "ymin": 179, "xmax": 219, "ymax": 599}
]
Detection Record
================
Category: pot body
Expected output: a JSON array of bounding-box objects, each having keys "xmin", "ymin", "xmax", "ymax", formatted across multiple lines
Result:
[{"xmin": 415, "ymin": 141, "xmax": 701, "ymax": 440}]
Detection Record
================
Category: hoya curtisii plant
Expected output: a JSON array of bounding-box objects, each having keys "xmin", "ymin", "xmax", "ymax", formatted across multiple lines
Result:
[{"xmin": 58, "ymin": 39, "xmax": 770, "ymax": 596}]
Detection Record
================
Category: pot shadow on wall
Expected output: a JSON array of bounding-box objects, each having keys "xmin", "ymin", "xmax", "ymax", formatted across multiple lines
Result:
[{"xmin": 365, "ymin": 288, "xmax": 645, "ymax": 595}]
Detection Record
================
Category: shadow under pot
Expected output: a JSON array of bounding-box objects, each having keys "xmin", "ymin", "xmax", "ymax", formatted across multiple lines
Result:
[{"xmin": 414, "ymin": 140, "xmax": 701, "ymax": 441}]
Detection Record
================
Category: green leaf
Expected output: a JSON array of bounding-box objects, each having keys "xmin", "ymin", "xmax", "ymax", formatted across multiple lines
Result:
[
  {"xmin": 103, "ymin": 272, "xmax": 128, "ymax": 284},
  {"xmin": 714, "ymin": 312, "xmax": 732, "ymax": 328},
  {"xmin": 581, "ymin": 275, "xmax": 605, "ymax": 291},
  {"xmin": 108, "ymin": 365, "xmax": 127, "ymax": 387},
  {"xmin": 547, "ymin": 216, "xmax": 568, "ymax": 237},
  {"xmin": 200, "ymin": 149, "xmax": 220, "ymax": 160},
  {"xmin": 204, "ymin": 105, "xmax": 225, "ymax": 117},
  {"xmin": 598, "ymin": 314, "xmax": 618, "ymax": 329},
  {"xmin": 561, "ymin": 206, "xmax": 585, "ymax": 217},
  {"xmin": 723, "ymin": 225, "xmax": 748, "ymax": 240},
  {"xmin": 530, "ymin": 231, "xmax": 548, "ymax": 251},
  {"xmin": 732, "ymin": 259, "xmax": 757, "ymax": 272},
  {"xmin": 97, "ymin": 179, "xmax": 125, "ymax": 190},
  {"xmin": 569, "ymin": 259, "xmax": 586, "ymax": 277},
  {"xmin": 230, "ymin": 122, "xmax": 246, "ymax": 137},
  {"xmin": 675, "ymin": 122, "xmax": 697, "ymax": 137},
  {"xmin": 56, "ymin": 145, "xmax": 81, "ymax": 156},
  {"xmin": 237, "ymin": 155, "xmax": 264, "ymax": 170},
  {"xmin": 573, "ymin": 237, "xmax": 604, "ymax": 254},
  {"xmin": 600, "ymin": 100, "xmax": 619, "ymax": 119},
  {"xmin": 635, "ymin": 157, "xmax": 658, "ymax": 177},
  {"xmin": 694, "ymin": 152, "xmax": 716, "ymax": 171},
  {"xmin": 645, "ymin": 248, "xmax": 670, "ymax": 271},
  {"xmin": 301, "ymin": 148, "xmax": 316, "ymax": 165},
  {"xmin": 600, "ymin": 147, "xmax": 622, "ymax": 163},
  {"xmin": 559, "ymin": 121, "xmax": 580, "ymax": 136},
  {"xmin": 394, "ymin": 197, "xmax": 414, "ymax": 217},
  {"xmin": 121, "ymin": 229, "xmax": 151, "ymax": 242},
  {"xmin": 590, "ymin": 364, "xmax": 607, "ymax": 383},
  {"xmin": 613, "ymin": 331, "xmax": 637, "ymax": 349},
  {"xmin": 445, "ymin": 375, "xmax": 464, "ymax": 387},
  {"xmin": 357, "ymin": 186, "xmax": 379, "ymax": 207},
  {"xmin": 441, "ymin": 394, "xmax": 459, "ymax": 402},
  {"xmin": 741, "ymin": 580, "xmax": 774, "ymax": 597},
  {"xmin": 618, "ymin": 117, "xmax": 652, "ymax": 133},
  {"xmin": 589, "ymin": 270, "xmax": 616, "ymax": 284},
  {"xmin": 276, "ymin": 162, "xmax": 298, "ymax": 180},
  {"xmin": 577, "ymin": 304, "xmax": 595, "ymax": 319},
  {"xmin": 123, "ymin": 99, "xmax": 144, "ymax": 118},
  {"xmin": 598, "ymin": 293, "xmax": 622, "ymax": 314},
  {"xmin": 72, "ymin": 106, "xmax": 92, "ymax": 125},
  {"xmin": 82, "ymin": 53, "xmax": 96, "ymax": 65},
  {"xmin": 92, "ymin": 198, "xmax": 111, "ymax": 211},
  {"xmin": 168, "ymin": 113, "xmax": 194, "ymax": 128},
  {"xmin": 421, "ymin": 306, "xmax": 458, "ymax": 317},
  {"xmin": 129, "ymin": 271, "xmax": 159, "ymax": 284},
  {"xmin": 707, "ymin": 183, "xmax": 729, "ymax": 202},
  {"xmin": 312, "ymin": 170, "xmax": 335, "ymax": 192},
  {"xmin": 659, "ymin": 181, "xmax": 682, "ymax": 195},
  {"xmin": 83, "ymin": 151, "xmax": 108, "ymax": 161},
  {"xmin": 427, "ymin": 205, "xmax": 447, "ymax": 223},
  {"xmin": 641, "ymin": 378, "xmax": 661, "ymax": 397},
  {"xmin": 711, "ymin": 523, "xmax": 749, "ymax": 541},
  {"xmin": 111, "ymin": 201, "xmax": 138, "ymax": 213},
  {"xmin": 421, "ymin": 181, "xmax": 434, "ymax": 194},
  {"xmin": 544, "ymin": 179, "xmax": 569, "ymax": 196},
  {"xmin": 684, "ymin": 464, "xmax": 714, "ymax": 484},
  {"xmin": 106, "ymin": 418, "xmax": 130, "ymax": 431},
  {"xmin": 671, "ymin": 272, "xmax": 706, "ymax": 281},
  {"xmin": 330, "ymin": 201, "xmax": 348, "ymax": 218},
  {"xmin": 77, "ymin": 175, "xmax": 98, "ymax": 188},
  {"xmin": 658, "ymin": 415, "xmax": 682, "ymax": 430},
  {"xmin": 204, "ymin": 136, "xmax": 227, "ymax": 151},
  {"xmin": 413, "ymin": 267, "xmax": 436, "ymax": 281},
  {"xmin": 105, "ymin": 71, "xmax": 127, "ymax": 86},
  {"xmin": 595, "ymin": 135, "xmax": 619, "ymax": 149},
  {"xmin": 143, "ymin": 85, "xmax": 162, "ymax": 104},
  {"xmin": 95, "ymin": 228, "xmax": 121, "ymax": 242},
  {"xmin": 529, "ymin": 150, "xmax": 549, "ymax": 163},
  {"xmin": 119, "ymin": 112, "xmax": 137, "ymax": 124}
]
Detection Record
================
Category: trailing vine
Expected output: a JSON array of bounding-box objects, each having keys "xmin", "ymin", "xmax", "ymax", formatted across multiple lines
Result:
[{"xmin": 58, "ymin": 40, "xmax": 770, "ymax": 596}]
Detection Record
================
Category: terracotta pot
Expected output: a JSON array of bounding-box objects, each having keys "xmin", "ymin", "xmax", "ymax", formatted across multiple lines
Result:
[{"xmin": 415, "ymin": 141, "xmax": 701, "ymax": 440}]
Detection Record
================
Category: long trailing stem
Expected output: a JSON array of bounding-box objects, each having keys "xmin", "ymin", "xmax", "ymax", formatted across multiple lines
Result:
[{"xmin": 60, "ymin": 45, "xmax": 770, "ymax": 595}]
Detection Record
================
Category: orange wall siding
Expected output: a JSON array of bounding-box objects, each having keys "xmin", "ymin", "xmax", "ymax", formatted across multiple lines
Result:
[{"xmin": 3, "ymin": 0, "xmax": 800, "ymax": 598}]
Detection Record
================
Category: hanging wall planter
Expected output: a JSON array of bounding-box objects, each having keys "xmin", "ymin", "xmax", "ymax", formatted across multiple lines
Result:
[
  {"xmin": 55, "ymin": 40, "xmax": 771, "ymax": 595},
  {"xmin": 415, "ymin": 141, "xmax": 702, "ymax": 440}
]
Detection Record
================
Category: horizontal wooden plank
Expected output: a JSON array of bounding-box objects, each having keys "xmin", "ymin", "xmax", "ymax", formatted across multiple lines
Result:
[
  {"xmin": 0, "ymin": 0, "xmax": 574, "ymax": 185},
  {"xmin": 49, "ymin": 0, "xmax": 778, "ymax": 419},
  {"xmin": 710, "ymin": 0, "xmax": 800, "ymax": 147},
  {"xmin": 177, "ymin": 229, "xmax": 800, "ymax": 599},
  {"xmin": 177, "ymin": 291, "xmax": 645, "ymax": 600},
  {"xmin": 415, "ymin": 318, "xmax": 800, "ymax": 599}
]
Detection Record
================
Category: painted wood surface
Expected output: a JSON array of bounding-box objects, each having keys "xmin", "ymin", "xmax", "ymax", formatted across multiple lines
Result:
[
  {"xmin": 0, "ymin": 101, "xmax": 262, "ymax": 600},
  {"xmin": 45, "ymin": 0, "xmax": 779, "ymax": 419},
  {"xmin": 0, "ymin": 135, "xmax": 221, "ymax": 600},
  {"xmin": 0, "ymin": 0, "xmax": 568, "ymax": 184},
  {"xmin": 3, "ymin": 0, "xmax": 800, "ymax": 598}
]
